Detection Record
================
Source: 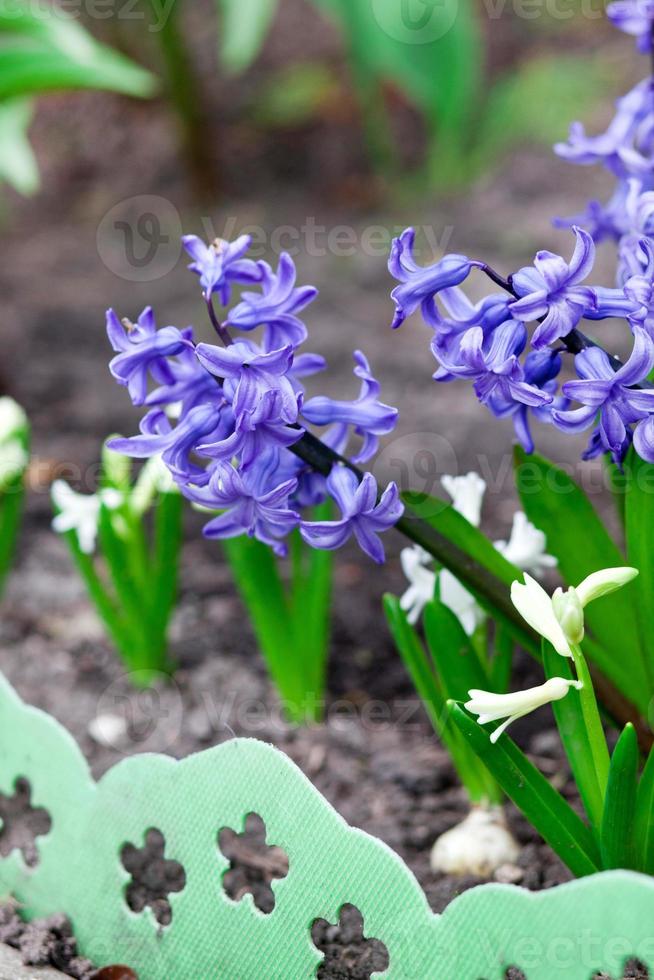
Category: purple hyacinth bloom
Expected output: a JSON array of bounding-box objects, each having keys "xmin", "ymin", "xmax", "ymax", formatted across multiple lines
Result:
[
  {"xmin": 389, "ymin": 228, "xmax": 480, "ymax": 329},
  {"xmin": 617, "ymin": 180, "xmax": 654, "ymax": 281},
  {"xmin": 434, "ymin": 321, "xmax": 554, "ymax": 414},
  {"xmin": 553, "ymin": 327, "xmax": 654, "ymax": 463},
  {"xmin": 196, "ymin": 340, "xmax": 299, "ymax": 424},
  {"xmin": 424, "ymin": 286, "xmax": 512, "ymax": 338},
  {"xmin": 182, "ymin": 234, "xmax": 261, "ymax": 303},
  {"xmin": 300, "ymin": 467, "xmax": 403, "ymax": 564},
  {"xmin": 198, "ymin": 389, "xmax": 303, "ymax": 470},
  {"xmin": 145, "ymin": 343, "xmax": 223, "ymax": 413},
  {"xmin": 504, "ymin": 350, "xmax": 564, "ymax": 454},
  {"xmin": 107, "ymin": 308, "xmax": 191, "ymax": 406},
  {"xmin": 186, "ymin": 454, "xmax": 300, "ymax": 556},
  {"xmin": 108, "ymin": 403, "xmax": 223, "ymax": 483},
  {"xmin": 554, "ymin": 79, "xmax": 653, "ymax": 178},
  {"xmin": 607, "ymin": 0, "xmax": 654, "ymax": 52},
  {"xmin": 301, "ymin": 351, "xmax": 399, "ymax": 464},
  {"xmin": 227, "ymin": 253, "xmax": 317, "ymax": 350},
  {"xmin": 509, "ymin": 228, "xmax": 597, "ymax": 348}
]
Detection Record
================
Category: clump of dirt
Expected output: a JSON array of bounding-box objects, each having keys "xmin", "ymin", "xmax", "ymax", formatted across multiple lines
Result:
[{"xmin": 0, "ymin": 901, "xmax": 95, "ymax": 978}]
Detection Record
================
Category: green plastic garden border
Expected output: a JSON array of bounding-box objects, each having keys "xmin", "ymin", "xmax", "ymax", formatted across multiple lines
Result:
[{"xmin": 0, "ymin": 674, "xmax": 653, "ymax": 978}]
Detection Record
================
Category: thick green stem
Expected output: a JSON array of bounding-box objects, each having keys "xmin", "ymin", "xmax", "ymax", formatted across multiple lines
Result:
[{"xmin": 570, "ymin": 641, "xmax": 610, "ymax": 797}]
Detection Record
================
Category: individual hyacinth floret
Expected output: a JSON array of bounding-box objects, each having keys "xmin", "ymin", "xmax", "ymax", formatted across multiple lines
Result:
[
  {"xmin": 388, "ymin": 3, "xmax": 654, "ymax": 468},
  {"xmin": 107, "ymin": 238, "xmax": 402, "ymax": 562}
]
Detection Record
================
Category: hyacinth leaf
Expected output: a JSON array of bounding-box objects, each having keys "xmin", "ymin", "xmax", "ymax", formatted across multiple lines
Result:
[
  {"xmin": 624, "ymin": 449, "xmax": 654, "ymax": 694},
  {"xmin": 490, "ymin": 624, "xmax": 513, "ymax": 694},
  {"xmin": 0, "ymin": 474, "xmax": 25, "ymax": 597},
  {"xmin": 601, "ymin": 724, "xmax": 639, "ymax": 871},
  {"xmin": 311, "ymin": 0, "xmax": 480, "ymax": 133},
  {"xmin": 635, "ymin": 743, "xmax": 654, "ymax": 873},
  {"xmin": 221, "ymin": 534, "xmax": 300, "ymax": 705},
  {"xmin": 0, "ymin": 97, "xmax": 38, "ymax": 194},
  {"xmin": 101, "ymin": 439, "xmax": 133, "ymax": 494},
  {"xmin": 289, "ymin": 500, "xmax": 333, "ymax": 703},
  {"xmin": 448, "ymin": 701, "xmax": 602, "ymax": 876},
  {"xmin": 384, "ymin": 594, "xmax": 501, "ymax": 805},
  {"xmin": 423, "ymin": 598, "xmax": 490, "ymax": 699},
  {"xmin": 401, "ymin": 491, "xmax": 539, "ymax": 658},
  {"xmin": 543, "ymin": 640, "xmax": 604, "ymax": 831},
  {"xmin": 55, "ymin": 523, "xmax": 129, "ymax": 658},
  {"xmin": 216, "ymin": 0, "xmax": 280, "ymax": 73},
  {"xmin": 472, "ymin": 55, "xmax": 612, "ymax": 170},
  {"xmin": 513, "ymin": 447, "xmax": 645, "ymax": 707},
  {"xmin": 384, "ymin": 597, "xmax": 490, "ymax": 800},
  {"xmin": 150, "ymin": 490, "xmax": 183, "ymax": 656},
  {"xmin": 0, "ymin": 0, "xmax": 155, "ymax": 100}
]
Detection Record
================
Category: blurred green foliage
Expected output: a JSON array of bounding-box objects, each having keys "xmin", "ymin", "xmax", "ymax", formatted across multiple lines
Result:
[
  {"xmin": 217, "ymin": 0, "xmax": 614, "ymax": 185},
  {"xmin": 0, "ymin": 0, "xmax": 155, "ymax": 194}
]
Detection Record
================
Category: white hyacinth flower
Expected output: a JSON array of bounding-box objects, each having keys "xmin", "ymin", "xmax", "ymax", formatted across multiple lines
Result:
[
  {"xmin": 399, "ymin": 546, "xmax": 436, "ymax": 625},
  {"xmin": 0, "ymin": 397, "xmax": 27, "ymax": 442},
  {"xmin": 439, "ymin": 569, "xmax": 486, "ymax": 636},
  {"xmin": 495, "ymin": 511, "xmax": 557, "ymax": 577},
  {"xmin": 511, "ymin": 567, "xmax": 638, "ymax": 657},
  {"xmin": 466, "ymin": 677, "xmax": 582, "ymax": 743},
  {"xmin": 442, "ymin": 472, "xmax": 487, "ymax": 527},
  {"xmin": 51, "ymin": 481, "xmax": 123, "ymax": 554},
  {"xmin": 0, "ymin": 439, "xmax": 28, "ymax": 487},
  {"xmin": 131, "ymin": 454, "xmax": 177, "ymax": 516}
]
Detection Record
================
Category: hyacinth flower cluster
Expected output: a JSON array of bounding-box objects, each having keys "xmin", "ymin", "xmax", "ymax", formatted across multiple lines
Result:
[
  {"xmin": 107, "ymin": 237, "xmax": 403, "ymax": 564},
  {"xmin": 388, "ymin": 2, "xmax": 654, "ymax": 468}
]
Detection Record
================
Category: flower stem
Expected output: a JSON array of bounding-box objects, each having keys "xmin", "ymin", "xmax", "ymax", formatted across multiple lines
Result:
[{"xmin": 570, "ymin": 641, "xmax": 610, "ymax": 796}]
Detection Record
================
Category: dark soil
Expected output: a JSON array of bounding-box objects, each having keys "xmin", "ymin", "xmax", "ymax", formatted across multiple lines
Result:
[{"xmin": 0, "ymin": 900, "xmax": 131, "ymax": 979}]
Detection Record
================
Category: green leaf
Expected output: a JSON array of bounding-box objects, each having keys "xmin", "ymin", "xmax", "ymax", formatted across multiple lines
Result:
[
  {"xmin": 0, "ymin": 45, "xmax": 155, "ymax": 100},
  {"xmin": 624, "ymin": 448, "xmax": 654, "ymax": 693},
  {"xmin": 217, "ymin": 0, "xmax": 279, "ymax": 73},
  {"xmin": 0, "ymin": 97, "xmax": 38, "ymax": 194},
  {"xmin": 149, "ymin": 491, "xmax": 183, "ymax": 666},
  {"xmin": 489, "ymin": 625, "xmax": 513, "ymax": 694},
  {"xmin": 448, "ymin": 701, "xmax": 601, "ymax": 876},
  {"xmin": 0, "ymin": 2, "xmax": 155, "ymax": 101},
  {"xmin": 402, "ymin": 491, "xmax": 539, "ymax": 659},
  {"xmin": 311, "ymin": 0, "xmax": 481, "ymax": 133},
  {"xmin": 472, "ymin": 55, "xmax": 611, "ymax": 169},
  {"xmin": 0, "ymin": 476, "xmax": 25, "ymax": 596},
  {"xmin": 423, "ymin": 598, "xmax": 490, "ymax": 699},
  {"xmin": 601, "ymin": 724, "xmax": 639, "ymax": 870},
  {"xmin": 635, "ymin": 742, "xmax": 654, "ymax": 873},
  {"xmin": 543, "ymin": 640, "xmax": 604, "ymax": 830},
  {"xmin": 513, "ymin": 446, "xmax": 645, "ymax": 707},
  {"xmin": 384, "ymin": 595, "xmax": 501, "ymax": 805},
  {"xmin": 221, "ymin": 535, "xmax": 303, "ymax": 711},
  {"xmin": 289, "ymin": 501, "xmax": 333, "ymax": 704},
  {"xmin": 56, "ymin": 524, "xmax": 129, "ymax": 659},
  {"xmin": 252, "ymin": 63, "xmax": 338, "ymax": 128}
]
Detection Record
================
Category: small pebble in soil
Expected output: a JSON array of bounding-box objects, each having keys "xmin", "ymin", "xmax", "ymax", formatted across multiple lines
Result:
[{"xmin": 92, "ymin": 968, "xmax": 138, "ymax": 980}]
